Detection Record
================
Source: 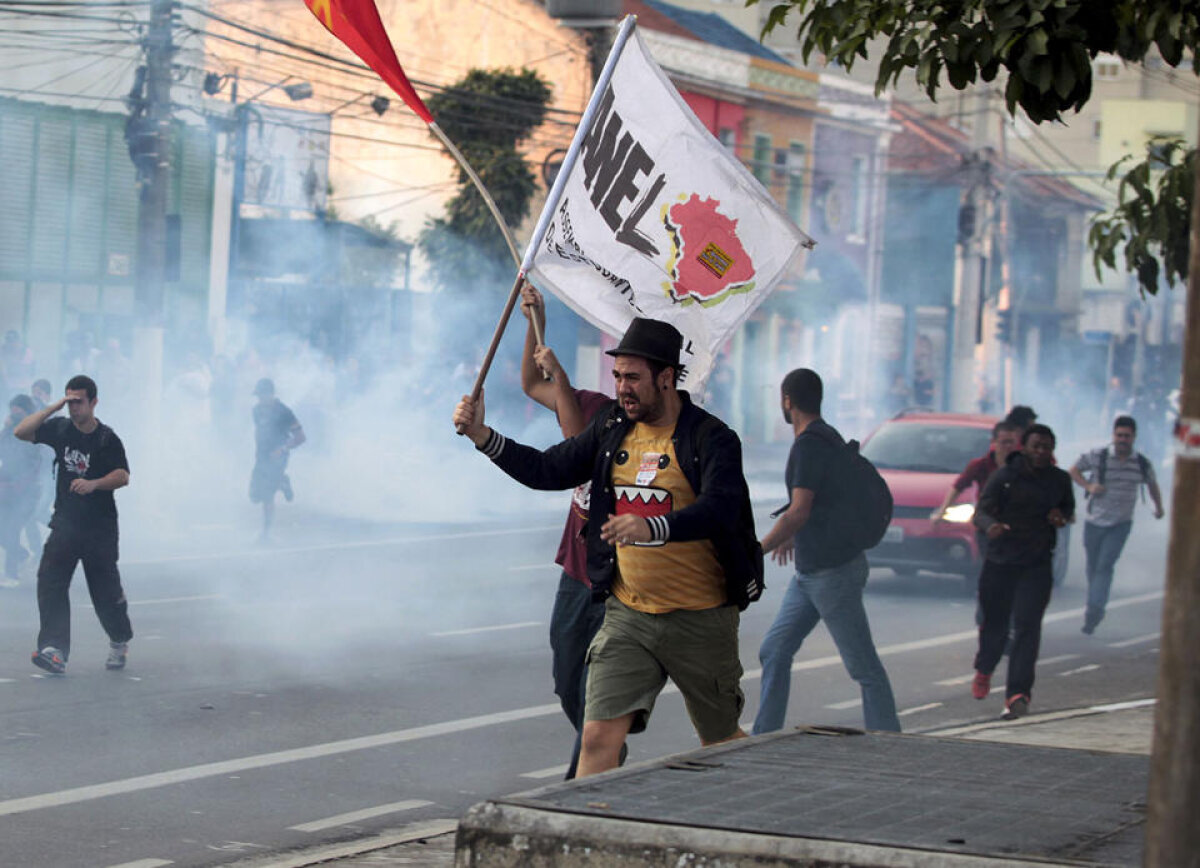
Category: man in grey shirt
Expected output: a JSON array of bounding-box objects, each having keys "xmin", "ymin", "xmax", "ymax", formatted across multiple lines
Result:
[{"xmin": 1069, "ymin": 415, "xmax": 1164, "ymax": 635}]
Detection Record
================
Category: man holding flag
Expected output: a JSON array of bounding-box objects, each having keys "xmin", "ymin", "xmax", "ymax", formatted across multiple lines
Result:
[{"xmin": 452, "ymin": 317, "xmax": 758, "ymax": 777}]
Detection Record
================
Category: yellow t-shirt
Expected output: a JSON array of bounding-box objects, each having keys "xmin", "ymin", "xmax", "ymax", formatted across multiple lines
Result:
[{"xmin": 610, "ymin": 422, "xmax": 725, "ymax": 613}]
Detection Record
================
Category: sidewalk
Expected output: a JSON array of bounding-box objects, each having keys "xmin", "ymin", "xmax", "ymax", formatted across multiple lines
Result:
[{"xmin": 227, "ymin": 698, "xmax": 1156, "ymax": 867}]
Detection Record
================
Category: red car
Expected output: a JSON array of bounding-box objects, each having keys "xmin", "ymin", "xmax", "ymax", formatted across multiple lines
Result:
[{"xmin": 860, "ymin": 410, "xmax": 999, "ymax": 594}]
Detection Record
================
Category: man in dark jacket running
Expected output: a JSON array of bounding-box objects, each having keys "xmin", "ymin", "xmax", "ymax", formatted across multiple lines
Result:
[
  {"xmin": 971, "ymin": 423, "xmax": 1074, "ymax": 719},
  {"xmin": 453, "ymin": 318, "xmax": 757, "ymax": 777}
]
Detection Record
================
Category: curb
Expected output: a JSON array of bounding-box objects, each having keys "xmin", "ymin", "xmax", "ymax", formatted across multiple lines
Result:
[
  {"xmin": 925, "ymin": 697, "xmax": 1156, "ymax": 738},
  {"xmin": 218, "ymin": 819, "xmax": 458, "ymax": 867}
]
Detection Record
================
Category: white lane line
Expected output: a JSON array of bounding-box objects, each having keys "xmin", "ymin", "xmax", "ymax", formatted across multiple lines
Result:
[
  {"xmin": 0, "ymin": 702, "xmax": 560, "ymax": 818},
  {"xmin": 122, "ymin": 525, "xmax": 560, "ymax": 567},
  {"xmin": 825, "ymin": 698, "xmax": 862, "ymax": 710},
  {"xmin": 935, "ymin": 674, "xmax": 975, "ymax": 687},
  {"xmin": 1092, "ymin": 698, "xmax": 1156, "ymax": 712},
  {"xmin": 898, "ymin": 702, "xmax": 943, "ymax": 717},
  {"xmin": 1040, "ymin": 654, "xmax": 1082, "ymax": 666},
  {"xmin": 507, "ymin": 564, "xmax": 559, "ymax": 572},
  {"xmin": 0, "ymin": 678, "xmax": 15, "ymax": 684},
  {"xmin": 1058, "ymin": 664, "xmax": 1102, "ymax": 677},
  {"xmin": 74, "ymin": 595, "xmax": 223, "ymax": 611},
  {"xmin": 520, "ymin": 764, "xmax": 570, "ymax": 780},
  {"xmin": 936, "ymin": 654, "xmax": 1079, "ymax": 686},
  {"xmin": 105, "ymin": 860, "xmax": 173, "ymax": 868},
  {"xmin": 289, "ymin": 799, "xmax": 432, "ymax": 832},
  {"xmin": 1108, "ymin": 632, "xmax": 1160, "ymax": 648},
  {"xmin": 2, "ymin": 591, "xmax": 1164, "ymax": 819},
  {"xmin": 431, "ymin": 621, "xmax": 541, "ymax": 638}
]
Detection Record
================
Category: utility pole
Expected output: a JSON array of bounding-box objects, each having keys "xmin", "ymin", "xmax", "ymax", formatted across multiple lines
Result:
[
  {"xmin": 948, "ymin": 89, "xmax": 994, "ymax": 412},
  {"xmin": 127, "ymin": 0, "xmax": 173, "ymax": 491},
  {"xmin": 1144, "ymin": 117, "xmax": 1200, "ymax": 868},
  {"xmin": 134, "ymin": 0, "xmax": 174, "ymax": 325}
]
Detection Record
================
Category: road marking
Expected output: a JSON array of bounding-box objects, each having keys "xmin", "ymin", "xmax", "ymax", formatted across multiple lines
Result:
[
  {"xmin": 1040, "ymin": 654, "xmax": 1081, "ymax": 666},
  {"xmin": 1, "ymin": 590, "xmax": 1164, "ymax": 819},
  {"xmin": 521, "ymin": 764, "xmax": 570, "ymax": 780},
  {"xmin": 0, "ymin": 678, "xmax": 15, "ymax": 684},
  {"xmin": 1058, "ymin": 664, "xmax": 1102, "ymax": 677},
  {"xmin": 0, "ymin": 702, "xmax": 561, "ymax": 818},
  {"xmin": 432, "ymin": 621, "xmax": 541, "ymax": 638},
  {"xmin": 1108, "ymin": 632, "xmax": 1160, "ymax": 648},
  {"xmin": 75, "ymin": 595, "xmax": 222, "ymax": 611},
  {"xmin": 289, "ymin": 799, "xmax": 432, "ymax": 832},
  {"xmin": 507, "ymin": 564, "xmax": 559, "ymax": 572},
  {"xmin": 898, "ymin": 702, "xmax": 943, "ymax": 717},
  {"xmin": 824, "ymin": 698, "xmax": 862, "ymax": 710},
  {"xmin": 122, "ymin": 525, "xmax": 561, "ymax": 567},
  {"xmin": 105, "ymin": 860, "xmax": 173, "ymax": 868},
  {"xmin": 1091, "ymin": 698, "xmax": 1156, "ymax": 712}
]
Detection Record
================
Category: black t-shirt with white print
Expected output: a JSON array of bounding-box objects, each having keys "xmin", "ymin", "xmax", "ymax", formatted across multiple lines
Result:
[{"xmin": 35, "ymin": 416, "xmax": 129, "ymax": 533}]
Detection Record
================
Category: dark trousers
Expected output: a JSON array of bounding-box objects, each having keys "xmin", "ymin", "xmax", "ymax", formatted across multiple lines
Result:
[
  {"xmin": 36, "ymin": 525, "xmax": 133, "ymax": 660},
  {"xmin": 974, "ymin": 559, "xmax": 1053, "ymax": 700},
  {"xmin": 548, "ymin": 571, "xmax": 606, "ymax": 779},
  {"xmin": 1083, "ymin": 521, "xmax": 1133, "ymax": 629}
]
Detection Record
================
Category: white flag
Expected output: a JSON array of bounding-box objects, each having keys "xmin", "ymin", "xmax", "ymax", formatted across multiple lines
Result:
[{"xmin": 522, "ymin": 22, "xmax": 814, "ymax": 391}]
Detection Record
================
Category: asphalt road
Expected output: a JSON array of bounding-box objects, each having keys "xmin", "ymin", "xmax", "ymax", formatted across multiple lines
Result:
[{"xmin": 0, "ymin": 496, "xmax": 1169, "ymax": 868}]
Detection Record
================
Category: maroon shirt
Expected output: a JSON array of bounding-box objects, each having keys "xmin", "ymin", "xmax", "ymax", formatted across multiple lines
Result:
[
  {"xmin": 554, "ymin": 389, "xmax": 613, "ymax": 587},
  {"xmin": 953, "ymin": 451, "xmax": 998, "ymax": 498}
]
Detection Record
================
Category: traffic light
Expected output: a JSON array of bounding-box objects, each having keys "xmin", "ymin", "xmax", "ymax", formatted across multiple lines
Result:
[{"xmin": 996, "ymin": 309, "xmax": 1013, "ymax": 344}]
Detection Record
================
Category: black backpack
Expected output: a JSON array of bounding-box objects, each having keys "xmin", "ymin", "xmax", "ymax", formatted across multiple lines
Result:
[
  {"xmin": 805, "ymin": 424, "xmax": 894, "ymax": 552},
  {"xmin": 691, "ymin": 415, "xmax": 765, "ymax": 610}
]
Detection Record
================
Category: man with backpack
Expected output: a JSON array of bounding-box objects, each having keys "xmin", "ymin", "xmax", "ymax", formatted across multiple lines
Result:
[
  {"xmin": 1069, "ymin": 415, "xmax": 1164, "ymax": 635},
  {"xmin": 453, "ymin": 317, "xmax": 761, "ymax": 777},
  {"xmin": 753, "ymin": 369, "xmax": 901, "ymax": 734}
]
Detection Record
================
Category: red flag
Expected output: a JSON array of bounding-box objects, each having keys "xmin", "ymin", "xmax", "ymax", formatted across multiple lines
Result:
[{"xmin": 304, "ymin": 0, "xmax": 434, "ymax": 124}]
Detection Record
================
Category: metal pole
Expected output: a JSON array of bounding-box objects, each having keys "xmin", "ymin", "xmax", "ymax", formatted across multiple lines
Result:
[
  {"xmin": 1143, "ymin": 115, "xmax": 1200, "ymax": 868},
  {"xmin": 134, "ymin": 0, "xmax": 173, "ymax": 325}
]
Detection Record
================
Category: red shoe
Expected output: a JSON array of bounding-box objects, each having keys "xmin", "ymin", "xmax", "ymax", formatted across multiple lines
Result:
[{"xmin": 971, "ymin": 671, "xmax": 991, "ymax": 700}]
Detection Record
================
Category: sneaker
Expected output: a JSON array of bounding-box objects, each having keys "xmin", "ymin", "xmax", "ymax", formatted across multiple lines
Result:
[
  {"xmin": 971, "ymin": 671, "xmax": 991, "ymax": 700},
  {"xmin": 1081, "ymin": 621, "xmax": 1096, "ymax": 636},
  {"xmin": 32, "ymin": 646, "xmax": 66, "ymax": 675},
  {"xmin": 106, "ymin": 642, "xmax": 128, "ymax": 671},
  {"xmin": 1002, "ymin": 694, "xmax": 1030, "ymax": 720},
  {"xmin": 281, "ymin": 474, "xmax": 294, "ymax": 502}
]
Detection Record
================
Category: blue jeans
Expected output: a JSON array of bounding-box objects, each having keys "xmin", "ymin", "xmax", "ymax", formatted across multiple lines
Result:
[
  {"xmin": 753, "ymin": 552, "xmax": 900, "ymax": 734},
  {"xmin": 1083, "ymin": 521, "xmax": 1132, "ymax": 629},
  {"xmin": 548, "ymin": 571, "xmax": 606, "ymax": 779},
  {"xmin": 1051, "ymin": 523, "xmax": 1070, "ymax": 587}
]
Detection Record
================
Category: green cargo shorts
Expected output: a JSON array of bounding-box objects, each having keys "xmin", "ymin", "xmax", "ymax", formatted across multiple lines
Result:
[{"xmin": 583, "ymin": 596, "xmax": 744, "ymax": 743}]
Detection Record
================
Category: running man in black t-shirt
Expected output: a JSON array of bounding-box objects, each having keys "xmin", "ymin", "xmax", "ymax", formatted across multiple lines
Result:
[
  {"xmin": 249, "ymin": 378, "xmax": 305, "ymax": 542},
  {"xmin": 14, "ymin": 374, "xmax": 132, "ymax": 674}
]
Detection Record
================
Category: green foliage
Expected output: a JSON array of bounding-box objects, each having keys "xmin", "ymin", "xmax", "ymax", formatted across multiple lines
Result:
[
  {"xmin": 1090, "ymin": 138, "xmax": 1196, "ymax": 295},
  {"xmin": 750, "ymin": 0, "xmax": 1200, "ymax": 290},
  {"xmin": 418, "ymin": 68, "xmax": 550, "ymax": 291},
  {"xmin": 751, "ymin": 0, "xmax": 1199, "ymax": 123}
]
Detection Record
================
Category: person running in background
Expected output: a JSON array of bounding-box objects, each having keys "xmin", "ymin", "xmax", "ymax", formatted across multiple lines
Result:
[
  {"xmin": 249, "ymin": 378, "xmax": 305, "ymax": 542},
  {"xmin": 518, "ymin": 282, "xmax": 614, "ymax": 779},
  {"xmin": 1069, "ymin": 415, "xmax": 1164, "ymax": 635},
  {"xmin": 971, "ymin": 423, "xmax": 1073, "ymax": 719},
  {"xmin": 1, "ymin": 395, "xmax": 44, "ymax": 588}
]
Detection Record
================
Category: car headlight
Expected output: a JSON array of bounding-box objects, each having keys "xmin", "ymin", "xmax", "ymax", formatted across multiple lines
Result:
[{"xmin": 942, "ymin": 503, "xmax": 975, "ymax": 523}]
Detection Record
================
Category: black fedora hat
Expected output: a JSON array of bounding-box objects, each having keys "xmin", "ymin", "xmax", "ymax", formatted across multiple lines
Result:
[{"xmin": 605, "ymin": 318, "xmax": 683, "ymax": 368}]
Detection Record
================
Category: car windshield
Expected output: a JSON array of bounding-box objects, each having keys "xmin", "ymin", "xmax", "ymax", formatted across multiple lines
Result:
[{"xmin": 862, "ymin": 423, "xmax": 993, "ymax": 474}]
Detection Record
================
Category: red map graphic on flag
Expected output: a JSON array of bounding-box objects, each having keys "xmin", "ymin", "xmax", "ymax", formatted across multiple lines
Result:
[{"xmin": 662, "ymin": 195, "xmax": 756, "ymax": 306}]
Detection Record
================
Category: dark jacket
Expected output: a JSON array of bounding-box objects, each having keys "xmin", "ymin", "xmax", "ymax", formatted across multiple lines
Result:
[
  {"xmin": 973, "ymin": 452, "xmax": 1074, "ymax": 566},
  {"xmin": 480, "ymin": 392, "xmax": 757, "ymax": 606}
]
